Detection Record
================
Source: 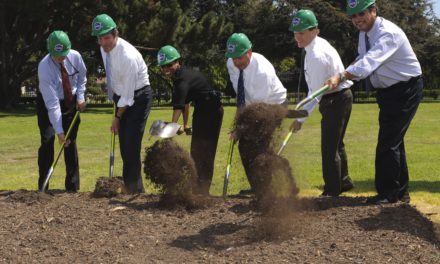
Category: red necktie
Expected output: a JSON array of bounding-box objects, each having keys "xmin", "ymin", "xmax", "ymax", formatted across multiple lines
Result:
[{"xmin": 60, "ymin": 63, "xmax": 73, "ymax": 107}]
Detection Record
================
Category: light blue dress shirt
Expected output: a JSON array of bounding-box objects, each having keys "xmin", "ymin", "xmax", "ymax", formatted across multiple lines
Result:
[
  {"xmin": 38, "ymin": 49, "xmax": 87, "ymax": 134},
  {"xmin": 346, "ymin": 17, "xmax": 422, "ymax": 89}
]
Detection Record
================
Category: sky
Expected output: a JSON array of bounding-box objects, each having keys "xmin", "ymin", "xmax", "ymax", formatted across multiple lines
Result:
[{"xmin": 434, "ymin": 1, "xmax": 440, "ymax": 17}]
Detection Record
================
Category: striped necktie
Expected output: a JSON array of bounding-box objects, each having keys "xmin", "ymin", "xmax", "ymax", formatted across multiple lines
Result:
[
  {"xmin": 60, "ymin": 63, "xmax": 73, "ymax": 107},
  {"xmin": 237, "ymin": 70, "xmax": 245, "ymax": 108}
]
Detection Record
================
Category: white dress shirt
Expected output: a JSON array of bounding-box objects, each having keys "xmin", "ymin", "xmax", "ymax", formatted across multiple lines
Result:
[
  {"xmin": 300, "ymin": 36, "xmax": 353, "ymax": 122},
  {"xmin": 38, "ymin": 50, "xmax": 87, "ymax": 134},
  {"xmin": 101, "ymin": 37, "xmax": 150, "ymax": 107},
  {"xmin": 227, "ymin": 52, "xmax": 287, "ymax": 106},
  {"xmin": 346, "ymin": 17, "xmax": 422, "ymax": 88}
]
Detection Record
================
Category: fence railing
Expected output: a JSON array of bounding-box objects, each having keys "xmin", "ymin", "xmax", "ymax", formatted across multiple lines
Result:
[{"xmin": 19, "ymin": 89, "xmax": 440, "ymax": 106}]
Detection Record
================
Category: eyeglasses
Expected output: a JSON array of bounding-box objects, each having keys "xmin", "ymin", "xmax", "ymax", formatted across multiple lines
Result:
[{"xmin": 350, "ymin": 10, "xmax": 367, "ymax": 19}]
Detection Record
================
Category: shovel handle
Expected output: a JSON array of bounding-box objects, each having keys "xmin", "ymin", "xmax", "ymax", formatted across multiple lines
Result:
[
  {"xmin": 40, "ymin": 111, "xmax": 80, "ymax": 192},
  {"xmin": 109, "ymin": 103, "xmax": 116, "ymax": 177},
  {"xmin": 222, "ymin": 139, "xmax": 235, "ymax": 198},
  {"xmin": 295, "ymin": 85, "xmax": 329, "ymax": 110},
  {"xmin": 277, "ymin": 85, "xmax": 329, "ymax": 156}
]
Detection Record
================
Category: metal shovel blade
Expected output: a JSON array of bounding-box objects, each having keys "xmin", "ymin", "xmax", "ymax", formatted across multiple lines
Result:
[
  {"xmin": 149, "ymin": 120, "xmax": 181, "ymax": 138},
  {"xmin": 286, "ymin": 109, "xmax": 308, "ymax": 118}
]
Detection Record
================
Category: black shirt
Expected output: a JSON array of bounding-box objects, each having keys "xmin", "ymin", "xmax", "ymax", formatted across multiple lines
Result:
[{"xmin": 172, "ymin": 67, "xmax": 216, "ymax": 110}]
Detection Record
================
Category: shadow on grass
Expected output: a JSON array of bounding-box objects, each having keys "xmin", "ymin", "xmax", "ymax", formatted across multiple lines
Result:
[{"xmin": 314, "ymin": 180, "xmax": 440, "ymax": 194}]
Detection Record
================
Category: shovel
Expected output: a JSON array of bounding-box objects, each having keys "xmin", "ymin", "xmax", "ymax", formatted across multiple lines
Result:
[
  {"xmin": 109, "ymin": 103, "xmax": 116, "ymax": 177},
  {"xmin": 222, "ymin": 139, "xmax": 236, "ymax": 198},
  {"xmin": 277, "ymin": 85, "xmax": 329, "ymax": 155},
  {"xmin": 149, "ymin": 120, "xmax": 181, "ymax": 138},
  {"xmin": 40, "ymin": 111, "xmax": 80, "ymax": 192}
]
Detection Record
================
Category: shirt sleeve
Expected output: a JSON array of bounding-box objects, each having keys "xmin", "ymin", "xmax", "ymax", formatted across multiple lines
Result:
[
  {"xmin": 38, "ymin": 62, "xmax": 64, "ymax": 134},
  {"xmin": 347, "ymin": 31, "xmax": 402, "ymax": 80},
  {"xmin": 75, "ymin": 54, "xmax": 87, "ymax": 102},
  {"xmin": 116, "ymin": 54, "xmax": 138, "ymax": 107},
  {"xmin": 173, "ymin": 81, "xmax": 189, "ymax": 110}
]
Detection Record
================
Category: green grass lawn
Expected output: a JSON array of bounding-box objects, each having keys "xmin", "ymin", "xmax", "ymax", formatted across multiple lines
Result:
[{"xmin": 1, "ymin": 103, "xmax": 439, "ymax": 227}]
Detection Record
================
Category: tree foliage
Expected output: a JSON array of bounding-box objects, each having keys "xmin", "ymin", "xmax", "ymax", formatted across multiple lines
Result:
[{"xmin": 0, "ymin": 0, "xmax": 439, "ymax": 109}]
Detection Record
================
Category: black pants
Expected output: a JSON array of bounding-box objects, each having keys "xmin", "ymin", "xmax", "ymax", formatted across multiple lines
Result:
[
  {"xmin": 191, "ymin": 97, "xmax": 223, "ymax": 195},
  {"xmin": 37, "ymin": 92, "xmax": 80, "ymax": 191},
  {"xmin": 375, "ymin": 76, "xmax": 423, "ymax": 199},
  {"xmin": 319, "ymin": 89, "xmax": 353, "ymax": 195},
  {"xmin": 114, "ymin": 86, "xmax": 152, "ymax": 194}
]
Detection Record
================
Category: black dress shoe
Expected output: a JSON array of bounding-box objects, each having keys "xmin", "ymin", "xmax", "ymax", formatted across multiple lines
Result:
[
  {"xmin": 341, "ymin": 182, "xmax": 354, "ymax": 193},
  {"xmin": 239, "ymin": 189, "xmax": 253, "ymax": 195},
  {"xmin": 366, "ymin": 195, "xmax": 398, "ymax": 205},
  {"xmin": 320, "ymin": 191, "xmax": 339, "ymax": 197},
  {"xmin": 399, "ymin": 192, "xmax": 410, "ymax": 203}
]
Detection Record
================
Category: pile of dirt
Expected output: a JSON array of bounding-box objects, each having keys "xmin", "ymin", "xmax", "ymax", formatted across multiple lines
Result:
[
  {"xmin": 143, "ymin": 139, "xmax": 206, "ymax": 208},
  {"xmin": 235, "ymin": 103, "xmax": 298, "ymax": 213},
  {"xmin": 93, "ymin": 176, "xmax": 125, "ymax": 197},
  {"xmin": 0, "ymin": 190, "xmax": 438, "ymax": 263}
]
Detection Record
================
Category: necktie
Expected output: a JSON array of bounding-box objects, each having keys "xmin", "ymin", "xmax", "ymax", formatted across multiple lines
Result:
[
  {"xmin": 297, "ymin": 49, "xmax": 308, "ymax": 103},
  {"xmin": 364, "ymin": 34, "xmax": 373, "ymax": 92},
  {"xmin": 237, "ymin": 70, "xmax": 245, "ymax": 108},
  {"xmin": 106, "ymin": 53, "xmax": 113, "ymax": 101},
  {"xmin": 60, "ymin": 63, "xmax": 73, "ymax": 107}
]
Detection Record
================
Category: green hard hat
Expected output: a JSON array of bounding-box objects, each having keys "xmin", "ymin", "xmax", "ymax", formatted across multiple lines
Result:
[
  {"xmin": 289, "ymin": 9, "xmax": 318, "ymax": 32},
  {"xmin": 346, "ymin": 0, "xmax": 376, "ymax": 16},
  {"xmin": 47, "ymin": 31, "xmax": 71, "ymax": 57},
  {"xmin": 225, "ymin": 33, "xmax": 252, "ymax": 58},
  {"xmin": 157, "ymin": 45, "xmax": 181, "ymax": 66},
  {"xmin": 91, "ymin": 14, "xmax": 117, "ymax": 36}
]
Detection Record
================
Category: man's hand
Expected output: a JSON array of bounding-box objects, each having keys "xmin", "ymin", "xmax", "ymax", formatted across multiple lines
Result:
[
  {"xmin": 176, "ymin": 126, "xmax": 185, "ymax": 135},
  {"xmin": 184, "ymin": 127, "xmax": 192, "ymax": 135},
  {"xmin": 77, "ymin": 100, "xmax": 87, "ymax": 112},
  {"xmin": 290, "ymin": 120, "xmax": 302, "ymax": 132},
  {"xmin": 111, "ymin": 117, "xmax": 120, "ymax": 135},
  {"xmin": 325, "ymin": 75, "xmax": 341, "ymax": 90},
  {"xmin": 229, "ymin": 129, "xmax": 238, "ymax": 142},
  {"xmin": 57, "ymin": 133, "xmax": 71, "ymax": 147}
]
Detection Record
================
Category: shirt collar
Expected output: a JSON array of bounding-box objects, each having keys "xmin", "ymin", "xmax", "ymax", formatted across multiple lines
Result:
[
  {"xmin": 304, "ymin": 36, "xmax": 318, "ymax": 53},
  {"xmin": 366, "ymin": 16, "xmax": 382, "ymax": 38}
]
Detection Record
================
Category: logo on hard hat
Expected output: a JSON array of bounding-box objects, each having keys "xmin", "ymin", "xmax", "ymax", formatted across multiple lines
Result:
[
  {"xmin": 292, "ymin": 17, "xmax": 301, "ymax": 25},
  {"xmin": 348, "ymin": 0, "xmax": 358, "ymax": 8},
  {"xmin": 94, "ymin": 22, "xmax": 103, "ymax": 30},
  {"xmin": 158, "ymin": 53, "xmax": 166, "ymax": 63},
  {"xmin": 227, "ymin": 44, "xmax": 236, "ymax": 53},
  {"xmin": 54, "ymin": 44, "xmax": 64, "ymax": 52}
]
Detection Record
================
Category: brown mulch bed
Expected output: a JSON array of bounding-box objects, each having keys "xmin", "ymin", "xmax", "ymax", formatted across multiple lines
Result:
[{"xmin": 0, "ymin": 190, "xmax": 439, "ymax": 263}]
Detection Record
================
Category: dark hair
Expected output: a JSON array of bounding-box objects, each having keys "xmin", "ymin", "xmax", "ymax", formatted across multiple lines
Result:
[{"xmin": 110, "ymin": 28, "xmax": 119, "ymax": 37}]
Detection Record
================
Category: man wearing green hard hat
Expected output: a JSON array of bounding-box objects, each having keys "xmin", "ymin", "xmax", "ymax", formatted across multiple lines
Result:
[
  {"xmin": 37, "ymin": 30, "xmax": 87, "ymax": 191},
  {"xmin": 289, "ymin": 9, "xmax": 354, "ymax": 197},
  {"xmin": 225, "ymin": 32, "xmax": 287, "ymax": 195},
  {"xmin": 326, "ymin": 0, "xmax": 423, "ymax": 204},
  {"xmin": 157, "ymin": 45, "xmax": 224, "ymax": 195},
  {"xmin": 92, "ymin": 14, "xmax": 153, "ymax": 194}
]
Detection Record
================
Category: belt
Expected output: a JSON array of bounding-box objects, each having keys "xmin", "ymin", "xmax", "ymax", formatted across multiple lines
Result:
[
  {"xmin": 382, "ymin": 75, "xmax": 422, "ymax": 91},
  {"xmin": 134, "ymin": 85, "xmax": 151, "ymax": 97}
]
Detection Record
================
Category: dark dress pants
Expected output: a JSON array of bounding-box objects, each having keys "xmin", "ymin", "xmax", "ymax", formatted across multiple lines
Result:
[
  {"xmin": 37, "ymin": 92, "xmax": 80, "ymax": 191},
  {"xmin": 375, "ymin": 77, "xmax": 423, "ymax": 199},
  {"xmin": 319, "ymin": 89, "xmax": 353, "ymax": 195},
  {"xmin": 116, "ymin": 87, "xmax": 152, "ymax": 194},
  {"xmin": 191, "ymin": 98, "xmax": 223, "ymax": 195}
]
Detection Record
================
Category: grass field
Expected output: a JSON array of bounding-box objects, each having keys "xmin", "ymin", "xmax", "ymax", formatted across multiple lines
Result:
[{"xmin": 1, "ymin": 103, "xmax": 439, "ymax": 228}]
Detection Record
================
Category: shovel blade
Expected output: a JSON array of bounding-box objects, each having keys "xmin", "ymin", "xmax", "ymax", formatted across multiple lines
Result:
[
  {"xmin": 149, "ymin": 120, "xmax": 181, "ymax": 138},
  {"xmin": 286, "ymin": 109, "xmax": 308, "ymax": 118}
]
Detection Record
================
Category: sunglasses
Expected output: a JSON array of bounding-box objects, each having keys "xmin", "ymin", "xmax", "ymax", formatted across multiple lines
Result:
[{"xmin": 350, "ymin": 10, "xmax": 367, "ymax": 19}]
